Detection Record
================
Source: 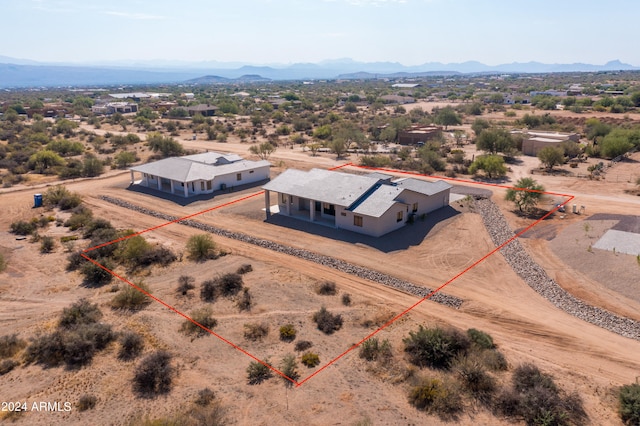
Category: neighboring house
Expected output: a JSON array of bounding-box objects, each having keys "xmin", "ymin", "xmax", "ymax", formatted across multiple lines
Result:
[
  {"xmin": 92, "ymin": 102, "xmax": 138, "ymax": 115},
  {"xmin": 380, "ymin": 94, "xmax": 415, "ymax": 104},
  {"xmin": 263, "ymin": 169, "xmax": 452, "ymax": 237},
  {"xmin": 397, "ymin": 125, "xmax": 443, "ymax": 145},
  {"xmin": 513, "ymin": 130, "xmax": 580, "ymax": 156},
  {"xmin": 129, "ymin": 152, "xmax": 270, "ymax": 197},
  {"xmin": 185, "ymin": 104, "xmax": 218, "ymax": 117}
]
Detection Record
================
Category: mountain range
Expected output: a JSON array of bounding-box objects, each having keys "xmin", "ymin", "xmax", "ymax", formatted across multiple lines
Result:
[{"xmin": 0, "ymin": 56, "xmax": 637, "ymax": 88}]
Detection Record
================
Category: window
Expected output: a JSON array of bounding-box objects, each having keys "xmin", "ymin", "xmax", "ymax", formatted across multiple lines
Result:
[
  {"xmin": 323, "ymin": 203, "xmax": 335, "ymax": 216},
  {"xmin": 249, "ymin": 170, "xmax": 254, "ymax": 174},
  {"xmin": 206, "ymin": 180, "xmax": 212, "ymax": 190},
  {"xmin": 281, "ymin": 194, "xmax": 287, "ymax": 203},
  {"xmin": 200, "ymin": 182, "xmax": 205, "ymax": 191},
  {"xmin": 340, "ymin": 212, "xmax": 347, "ymax": 217},
  {"xmin": 354, "ymin": 215, "xmax": 363, "ymax": 227},
  {"xmin": 236, "ymin": 173, "xmax": 242, "ymax": 181},
  {"xmin": 397, "ymin": 211, "xmax": 403, "ymax": 222},
  {"xmin": 412, "ymin": 202, "xmax": 418, "ymax": 213}
]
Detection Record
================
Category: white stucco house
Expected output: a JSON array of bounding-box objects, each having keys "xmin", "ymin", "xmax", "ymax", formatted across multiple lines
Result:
[
  {"xmin": 129, "ymin": 152, "xmax": 270, "ymax": 197},
  {"xmin": 263, "ymin": 168, "xmax": 452, "ymax": 237}
]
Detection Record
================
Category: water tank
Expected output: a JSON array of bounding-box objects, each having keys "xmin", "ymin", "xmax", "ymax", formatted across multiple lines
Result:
[{"xmin": 34, "ymin": 193, "xmax": 43, "ymax": 208}]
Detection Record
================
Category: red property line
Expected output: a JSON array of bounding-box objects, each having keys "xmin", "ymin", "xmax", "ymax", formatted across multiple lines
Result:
[{"xmin": 84, "ymin": 165, "xmax": 572, "ymax": 387}]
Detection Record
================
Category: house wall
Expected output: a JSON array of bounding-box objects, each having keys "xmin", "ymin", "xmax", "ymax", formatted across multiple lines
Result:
[
  {"xmin": 522, "ymin": 139, "xmax": 563, "ymax": 156},
  {"xmin": 336, "ymin": 205, "xmax": 407, "ymax": 237},
  {"xmin": 397, "ymin": 190, "xmax": 450, "ymax": 216}
]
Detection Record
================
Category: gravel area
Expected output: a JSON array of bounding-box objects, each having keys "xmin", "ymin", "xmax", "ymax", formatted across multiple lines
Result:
[
  {"xmin": 474, "ymin": 198, "xmax": 640, "ymax": 341},
  {"xmin": 98, "ymin": 196, "xmax": 463, "ymax": 309}
]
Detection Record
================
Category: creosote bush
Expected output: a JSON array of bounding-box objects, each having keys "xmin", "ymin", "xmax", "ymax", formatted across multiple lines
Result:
[
  {"xmin": 279, "ymin": 324, "xmax": 296, "ymax": 342},
  {"xmin": 236, "ymin": 264, "xmax": 253, "ymax": 274},
  {"xmin": 111, "ymin": 282, "xmax": 152, "ymax": 311},
  {"xmin": 301, "ymin": 352, "xmax": 320, "ymax": 368},
  {"xmin": 408, "ymin": 377, "xmax": 462, "ymax": 420},
  {"xmin": 40, "ymin": 236, "xmax": 56, "ymax": 253},
  {"xmin": 619, "ymin": 383, "xmax": 640, "ymax": 425},
  {"xmin": 118, "ymin": 331, "xmax": 144, "ymax": 361},
  {"xmin": 294, "ymin": 340, "xmax": 313, "ymax": 352},
  {"xmin": 176, "ymin": 275, "xmax": 195, "ymax": 296},
  {"xmin": 467, "ymin": 328, "xmax": 495, "ymax": 349},
  {"xmin": 247, "ymin": 360, "xmax": 273, "ymax": 385},
  {"xmin": 0, "ymin": 359, "xmax": 18, "ymax": 375},
  {"xmin": 236, "ymin": 288, "xmax": 252, "ymax": 311},
  {"xmin": 194, "ymin": 388, "xmax": 216, "ymax": 407},
  {"xmin": 133, "ymin": 351, "xmax": 173, "ymax": 397},
  {"xmin": 403, "ymin": 325, "xmax": 470, "ymax": 369},
  {"xmin": 10, "ymin": 220, "xmax": 36, "ymax": 235},
  {"xmin": 280, "ymin": 354, "xmax": 300, "ymax": 387},
  {"xmin": 341, "ymin": 293, "xmax": 352, "ymax": 306},
  {"xmin": 186, "ymin": 234, "xmax": 217, "ymax": 262},
  {"xmin": 359, "ymin": 337, "xmax": 392, "ymax": 362},
  {"xmin": 243, "ymin": 323, "xmax": 269, "ymax": 341},
  {"xmin": 0, "ymin": 334, "xmax": 27, "ymax": 358},
  {"xmin": 181, "ymin": 307, "xmax": 217, "ymax": 337},
  {"xmin": 77, "ymin": 394, "xmax": 97, "ymax": 411},
  {"xmin": 316, "ymin": 281, "xmax": 337, "ymax": 295},
  {"xmin": 313, "ymin": 306, "xmax": 343, "ymax": 335}
]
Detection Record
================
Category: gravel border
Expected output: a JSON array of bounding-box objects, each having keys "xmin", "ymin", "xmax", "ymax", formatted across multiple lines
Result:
[
  {"xmin": 474, "ymin": 198, "xmax": 640, "ymax": 341},
  {"xmin": 98, "ymin": 196, "xmax": 463, "ymax": 309}
]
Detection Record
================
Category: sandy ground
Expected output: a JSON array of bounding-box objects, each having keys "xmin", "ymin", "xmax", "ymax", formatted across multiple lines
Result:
[{"xmin": 1, "ymin": 130, "xmax": 640, "ymax": 424}]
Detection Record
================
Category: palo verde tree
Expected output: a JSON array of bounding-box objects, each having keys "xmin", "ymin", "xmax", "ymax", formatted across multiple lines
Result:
[
  {"xmin": 476, "ymin": 128, "xmax": 516, "ymax": 156},
  {"xmin": 505, "ymin": 177, "xmax": 545, "ymax": 213},
  {"xmin": 537, "ymin": 146, "xmax": 565, "ymax": 170},
  {"xmin": 248, "ymin": 142, "xmax": 276, "ymax": 160}
]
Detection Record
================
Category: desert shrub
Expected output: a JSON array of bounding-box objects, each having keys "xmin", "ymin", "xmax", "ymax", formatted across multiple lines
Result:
[
  {"xmin": 453, "ymin": 355, "xmax": 496, "ymax": 403},
  {"xmin": 40, "ymin": 236, "xmax": 55, "ymax": 253},
  {"xmin": 280, "ymin": 354, "xmax": 300, "ymax": 386},
  {"xmin": 0, "ymin": 334, "xmax": 26, "ymax": 358},
  {"xmin": 279, "ymin": 324, "xmax": 296, "ymax": 342},
  {"xmin": 200, "ymin": 279, "xmax": 217, "ymax": 302},
  {"xmin": 316, "ymin": 280, "xmax": 337, "ymax": 295},
  {"xmin": 59, "ymin": 298, "xmax": 102, "ymax": 328},
  {"xmin": 236, "ymin": 264, "xmax": 253, "ymax": 274},
  {"xmin": 244, "ymin": 323, "xmax": 269, "ymax": 341},
  {"xmin": 135, "ymin": 245, "xmax": 177, "ymax": 268},
  {"xmin": 341, "ymin": 293, "xmax": 352, "ymax": 306},
  {"xmin": 184, "ymin": 403, "xmax": 229, "ymax": 426},
  {"xmin": 247, "ymin": 360, "xmax": 273, "ymax": 385},
  {"xmin": 176, "ymin": 275, "xmax": 195, "ymax": 296},
  {"xmin": 66, "ymin": 250, "xmax": 86, "ymax": 271},
  {"xmin": 10, "ymin": 220, "xmax": 36, "ymax": 235},
  {"xmin": 496, "ymin": 363, "xmax": 587, "ymax": 426},
  {"xmin": 186, "ymin": 234, "xmax": 217, "ymax": 261},
  {"xmin": 236, "ymin": 288, "xmax": 252, "ymax": 311},
  {"xmin": 481, "ymin": 349, "xmax": 508, "ymax": 371},
  {"xmin": 359, "ymin": 337, "xmax": 392, "ymax": 362},
  {"xmin": 467, "ymin": 328, "xmax": 495, "ymax": 349},
  {"xmin": 403, "ymin": 325, "xmax": 470, "ymax": 369},
  {"xmin": 118, "ymin": 331, "xmax": 144, "ymax": 361},
  {"xmin": 43, "ymin": 185, "xmax": 77, "ymax": 209},
  {"xmin": 294, "ymin": 340, "xmax": 313, "ymax": 352},
  {"xmin": 111, "ymin": 282, "xmax": 152, "ymax": 311},
  {"xmin": 0, "ymin": 359, "xmax": 18, "ymax": 375},
  {"xmin": 0, "ymin": 253, "xmax": 6, "ymax": 273},
  {"xmin": 301, "ymin": 352, "xmax": 320, "ymax": 368},
  {"xmin": 194, "ymin": 387, "xmax": 216, "ymax": 406},
  {"xmin": 313, "ymin": 307, "xmax": 343, "ymax": 335},
  {"xmin": 24, "ymin": 331, "xmax": 66, "ymax": 367},
  {"xmin": 181, "ymin": 307, "xmax": 217, "ymax": 337},
  {"xmin": 118, "ymin": 235, "xmax": 151, "ymax": 264},
  {"xmin": 65, "ymin": 207, "xmax": 93, "ymax": 231},
  {"xmin": 408, "ymin": 377, "xmax": 462, "ymax": 419},
  {"xmin": 619, "ymin": 383, "xmax": 640, "ymax": 426},
  {"xmin": 82, "ymin": 218, "xmax": 114, "ymax": 239},
  {"xmin": 77, "ymin": 394, "xmax": 97, "ymax": 411},
  {"xmin": 218, "ymin": 273, "xmax": 243, "ymax": 296},
  {"xmin": 133, "ymin": 351, "xmax": 173, "ymax": 397}
]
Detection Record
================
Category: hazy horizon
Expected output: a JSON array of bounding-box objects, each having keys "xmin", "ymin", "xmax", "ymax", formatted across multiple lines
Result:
[{"xmin": 3, "ymin": 0, "xmax": 640, "ymax": 67}]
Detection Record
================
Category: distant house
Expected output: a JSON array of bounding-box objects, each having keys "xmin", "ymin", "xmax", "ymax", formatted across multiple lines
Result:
[
  {"xmin": 263, "ymin": 169, "xmax": 452, "ymax": 237},
  {"xmin": 398, "ymin": 125, "xmax": 443, "ymax": 145},
  {"xmin": 391, "ymin": 83, "xmax": 421, "ymax": 88},
  {"xmin": 92, "ymin": 102, "xmax": 138, "ymax": 115},
  {"xmin": 182, "ymin": 104, "xmax": 218, "ymax": 117},
  {"xmin": 380, "ymin": 95, "xmax": 415, "ymax": 105},
  {"xmin": 513, "ymin": 130, "xmax": 580, "ymax": 156},
  {"xmin": 129, "ymin": 152, "xmax": 270, "ymax": 197}
]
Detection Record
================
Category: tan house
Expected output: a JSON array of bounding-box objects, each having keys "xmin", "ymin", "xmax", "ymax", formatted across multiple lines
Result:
[
  {"xmin": 398, "ymin": 125, "xmax": 443, "ymax": 145},
  {"xmin": 515, "ymin": 130, "xmax": 580, "ymax": 156}
]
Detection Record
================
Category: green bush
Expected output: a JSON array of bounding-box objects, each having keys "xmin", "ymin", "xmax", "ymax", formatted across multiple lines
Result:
[
  {"xmin": 467, "ymin": 328, "xmax": 495, "ymax": 349},
  {"xmin": 80, "ymin": 258, "xmax": 114, "ymax": 287},
  {"xmin": 453, "ymin": 355, "xmax": 496, "ymax": 403},
  {"xmin": 246, "ymin": 360, "xmax": 273, "ymax": 385},
  {"xmin": 341, "ymin": 293, "xmax": 352, "ymax": 306},
  {"xmin": 301, "ymin": 352, "xmax": 320, "ymax": 368},
  {"xmin": 218, "ymin": 273, "xmax": 243, "ymax": 297},
  {"xmin": 111, "ymin": 282, "xmax": 152, "ymax": 311},
  {"xmin": 236, "ymin": 288, "xmax": 252, "ymax": 311},
  {"xmin": 10, "ymin": 220, "xmax": 36, "ymax": 235},
  {"xmin": 186, "ymin": 234, "xmax": 217, "ymax": 261},
  {"xmin": 133, "ymin": 351, "xmax": 173, "ymax": 396},
  {"xmin": 279, "ymin": 324, "xmax": 296, "ymax": 342},
  {"xmin": 619, "ymin": 383, "xmax": 640, "ymax": 425},
  {"xmin": 403, "ymin": 325, "xmax": 470, "ymax": 369},
  {"xmin": 313, "ymin": 307, "xmax": 343, "ymax": 335},
  {"xmin": 481, "ymin": 349, "xmax": 508, "ymax": 371},
  {"xmin": 118, "ymin": 331, "xmax": 144, "ymax": 361},
  {"xmin": 280, "ymin": 354, "xmax": 300, "ymax": 387},
  {"xmin": 64, "ymin": 207, "xmax": 93, "ymax": 230},
  {"xmin": 176, "ymin": 275, "xmax": 195, "ymax": 296},
  {"xmin": 194, "ymin": 388, "xmax": 216, "ymax": 406},
  {"xmin": 294, "ymin": 340, "xmax": 313, "ymax": 352},
  {"xmin": 359, "ymin": 337, "xmax": 392, "ymax": 362},
  {"xmin": 181, "ymin": 307, "xmax": 217, "ymax": 337}
]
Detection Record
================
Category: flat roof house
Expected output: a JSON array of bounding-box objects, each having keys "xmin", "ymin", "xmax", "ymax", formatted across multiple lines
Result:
[
  {"xmin": 513, "ymin": 130, "xmax": 580, "ymax": 156},
  {"xmin": 129, "ymin": 152, "xmax": 270, "ymax": 197},
  {"xmin": 263, "ymin": 169, "xmax": 452, "ymax": 237}
]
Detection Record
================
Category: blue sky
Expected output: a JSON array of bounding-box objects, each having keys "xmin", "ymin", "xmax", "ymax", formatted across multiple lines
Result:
[{"xmin": 2, "ymin": 0, "xmax": 638, "ymax": 66}]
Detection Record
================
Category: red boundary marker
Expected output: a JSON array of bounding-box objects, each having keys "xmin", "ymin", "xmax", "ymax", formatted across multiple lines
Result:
[{"xmin": 82, "ymin": 164, "xmax": 573, "ymax": 387}]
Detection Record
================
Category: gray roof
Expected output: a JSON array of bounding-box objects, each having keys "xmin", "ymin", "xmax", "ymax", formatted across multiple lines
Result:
[
  {"xmin": 181, "ymin": 152, "xmax": 243, "ymax": 165},
  {"xmin": 130, "ymin": 153, "xmax": 269, "ymax": 183},
  {"xmin": 263, "ymin": 169, "xmax": 380, "ymax": 206},
  {"xmin": 264, "ymin": 169, "xmax": 451, "ymax": 217}
]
